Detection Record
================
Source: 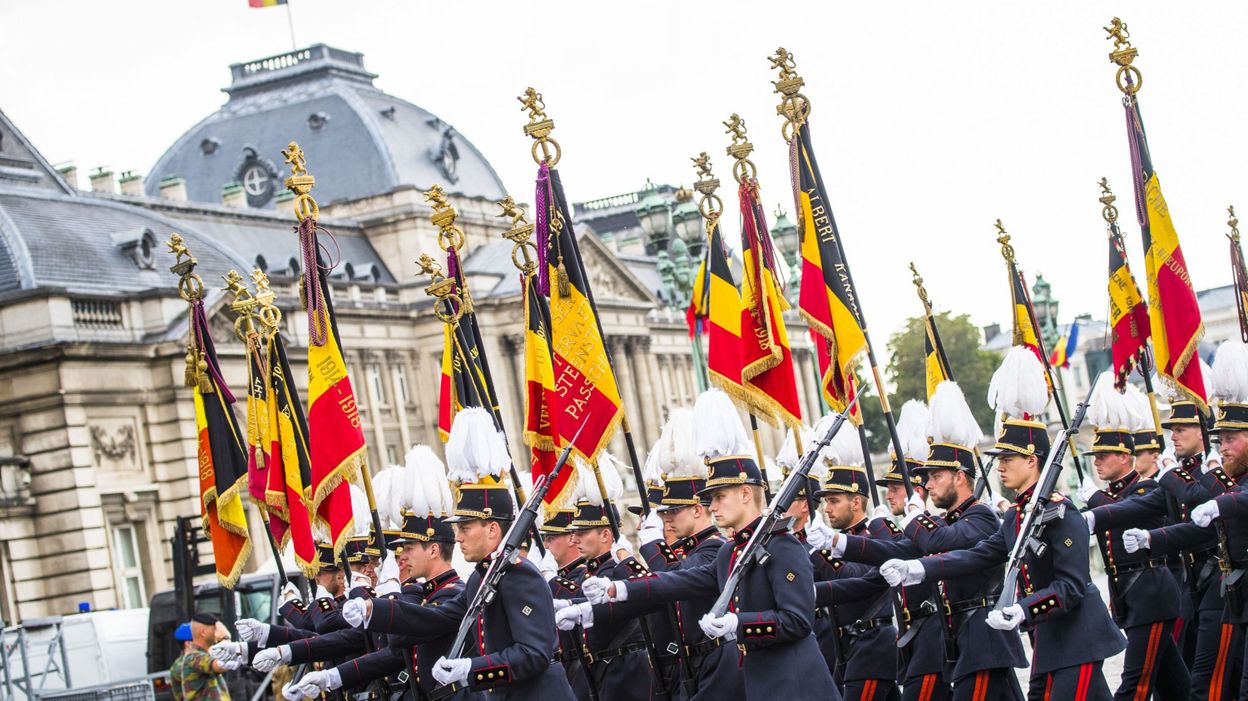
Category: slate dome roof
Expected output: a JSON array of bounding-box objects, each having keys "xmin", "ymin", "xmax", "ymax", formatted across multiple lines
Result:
[{"xmin": 145, "ymin": 44, "xmax": 506, "ymax": 207}]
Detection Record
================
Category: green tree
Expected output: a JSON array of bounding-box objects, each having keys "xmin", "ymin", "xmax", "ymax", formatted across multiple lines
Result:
[{"xmin": 855, "ymin": 312, "xmax": 1000, "ymax": 455}]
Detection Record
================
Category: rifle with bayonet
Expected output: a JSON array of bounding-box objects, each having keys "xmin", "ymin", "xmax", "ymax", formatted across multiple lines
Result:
[
  {"xmin": 709, "ymin": 394, "xmax": 861, "ymax": 627},
  {"xmin": 995, "ymin": 393, "xmax": 1091, "ymax": 611}
]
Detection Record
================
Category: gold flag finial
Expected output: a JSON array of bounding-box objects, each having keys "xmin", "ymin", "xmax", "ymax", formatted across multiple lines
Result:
[
  {"xmin": 282, "ymin": 141, "xmax": 318, "ymax": 222},
  {"xmin": 909, "ymin": 262, "xmax": 932, "ymax": 310},
  {"xmin": 1100, "ymin": 178, "xmax": 1120, "ymax": 225},
  {"xmin": 251, "ymin": 268, "xmax": 282, "ymax": 334},
  {"xmin": 1229, "ymin": 205, "xmax": 1241, "ymax": 244},
  {"xmin": 167, "ymin": 233, "xmax": 204, "ymax": 303},
  {"xmin": 497, "ymin": 196, "xmax": 538, "ymax": 275},
  {"xmin": 691, "ymin": 152, "xmax": 724, "ymax": 226},
  {"xmin": 519, "ymin": 87, "xmax": 560, "ymax": 166},
  {"xmin": 1105, "ymin": 17, "xmax": 1142, "ymax": 95},
  {"xmin": 724, "ymin": 113, "xmax": 757, "ymax": 184},
  {"xmin": 995, "ymin": 219, "xmax": 1016, "ymax": 262},
  {"xmin": 416, "ymin": 253, "xmax": 464, "ymax": 324},
  {"xmin": 424, "ymin": 184, "xmax": 466, "ymax": 251},
  {"xmin": 771, "ymin": 47, "xmax": 810, "ymax": 141},
  {"xmin": 222, "ymin": 270, "xmax": 258, "ymax": 342}
]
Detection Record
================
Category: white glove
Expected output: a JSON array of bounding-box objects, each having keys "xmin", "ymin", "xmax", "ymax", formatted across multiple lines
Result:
[
  {"xmin": 905, "ymin": 492, "xmax": 925, "ymax": 514},
  {"xmin": 552, "ymin": 597, "xmax": 573, "ymax": 611},
  {"xmin": 1078, "ymin": 481, "xmax": 1099, "ymax": 503},
  {"xmin": 378, "ymin": 553, "xmax": 400, "ymax": 585},
  {"xmin": 871, "ymin": 504, "xmax": 891, "ymax": 520},
  {"xmin": 638, "ymin": 510, "xmax": 664, "ymax": 546},
  {"xmin": 537, "ymin": 549, "xmax": 559, "ymax": 582},
  {"xmin": 432, "ymin": 657, "xmax": 472, "ymax": 686},
  {"xmin": 612, "ymin": 537, "xmax": 634, "ymax": 564},
  {"xmin": 1122, "ymin": 528, "xmax": 1151, "ymax": 553},
  {"xmin": 341, "ymin": 598, "xmax": 370, "ymax": 628},
  {"xmin": 280, "ymin": 582, "xmax": 300, "ymax": 603},
  {"xmin": 291, "ymin": 669, "xmax": 341, "ymax": 700},
  {"xmin": 698, "ymin": 612, "xmax": 738, "ymax": 639},
  {"xmin": 313, "ymin": 585, "xmax": 333, "ymax": 601},
  {"xmin": 219, "ymin": 657, "xmax": 242, "ymax": 671},
  {"xmin": 235, "ymin": 618, "xmax": 269, "ymax": 645},
  {"xmin": 555, "ymin": 602, "xmax": 594, "ymax": 631},
  {"xmin": 581, "ymin": 576, "xmax": 625, "ymax": 604},
  {"xmin": 1192, "ymin": 500, "xmax": 1221, "ymax": 528},
  {"xmin": 251, "ymin": 646, "xmax": 289, "ymax": 673},
  {"xmin": 986, "ymin": 604, "xmax": 1024, "ymax": 630},
  {"xmin": 208, "ymin": 641, "xmax": 246, "ymax": 664},
  {"xmin": 350, "ymin": 570, "xmax": 372, "ymax": 590},
  {"xmin": 1158, "ymin": 447, "xmax": 1178, "ymax": 475},
  {"xmin": 281, "ymin": 683, "xmax": 303, "ymax": 701},
  {"xmin": 880, "ymin": 559, "xmax": 925, "ymax": 587},
  {"xmin": 1083, "ymin": 510, "xmax": 1095, "ymax": 534},
  {"xmin": 805, "ymin": 520, "xmax": 834, "ymax": 550}
]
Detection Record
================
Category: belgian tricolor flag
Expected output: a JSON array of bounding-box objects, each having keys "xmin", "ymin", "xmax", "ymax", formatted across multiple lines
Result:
[
  {"xmin": 790, "ymin": 122, "xmax": 867, "ymax": 417},
  {"xmin": 922, "ymin": 314, "xmax": 952, "ymax": 402},
  {"xmin": 737, "ymin": 179, "xmax": 802, "ymax": 428},
  {"xmin": 189, "ymin": 302, "xmax": 252, "ymax": 588},
  {"xmin": 265, "ymin": 332, "xmax": 318, "ymax": 577},
  {"xmin": 1108, "ymin": 230, "xmax": 1150, "ymax": 389},
  {"xmin": 703, "ymin": 217, "xmax": 748, "ymax": 398},
  {"xmin": 521, "ymin": 270, "xmax": 566, "ymax": 509},
  {"xmin": 435, "ymin": 247, "xmax": 498, "ymax": 442},
  {"xmin": 536, "ymin": 163, "xmax": 623, "ymax": 463},
  {"xmin": 303, "ymin": 241, "xmax": 363, "ymax": 559},
  {"xmin": 243, "ymin": 339, "xmax": 273, "ymax": 533},
  {"xmin": 1122, "ymin": 91, "xmax": 1207, "ymax": 408},
  {"xmin": 1006, "ymin": 257, "xmax": 1044, "ymax": 365}
]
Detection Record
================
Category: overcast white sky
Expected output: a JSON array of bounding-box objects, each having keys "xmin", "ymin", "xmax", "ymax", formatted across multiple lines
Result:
[{"xmin": 2, "ymin": 2, "xmax": 1245, "ymax": 345}]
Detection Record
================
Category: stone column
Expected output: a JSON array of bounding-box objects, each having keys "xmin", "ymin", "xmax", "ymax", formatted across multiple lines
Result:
[
  {"xmin": 633, "ymin": 337, "xmax": 658, "ymax": 446},
  {"xmin": 424, "ymin": 351, "xmax": 442, "ymax": 447},
  {"xmin": 611, "ymin": 336, "xmax": 642, "ymax": 459},
  {"xmin": 606, "ymin": 337, "xmax": 627, "ymax": 458},
  {"xmin": 387, "ymin": 350, "xmax": 412, "ymax": 452},
  {"xmin": 499, "ymin": 334, "xmax": 528, "ymax": 471},
  {"xmin": 361, "ymin": 350, "xmax": 388, "ymax": 468}
]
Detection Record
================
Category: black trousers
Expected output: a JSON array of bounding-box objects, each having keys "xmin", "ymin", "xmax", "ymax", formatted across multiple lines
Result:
[
  {"xmin": 901, "ymin": 673, "xmax": 949, "ymax": 701},
  {"xmin": 1026, "ymin": 662, "xmax": 1111, "ymax": 701},
  {"xmin": 843, "ymin": 679, "xmax": 900, "ymax": 701},
  {"xmin": 1190, "ymin": 610, "xmax": 1243, "ymax": 701},
  {"xmin": 951, "ymin": 669, "xmax": 1023, "ymax": 701},
  {"xmin": 1113, "ymin": 620, "xmax": 1188, "ymax": 701}
]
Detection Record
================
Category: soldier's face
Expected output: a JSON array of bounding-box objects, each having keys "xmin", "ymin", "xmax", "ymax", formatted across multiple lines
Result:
[
  {"xmin": 885, "ymin": 484, "xmax": 907, "ymax": 516},
  {"xmin": 708, "ymin": 486, "xmax": 753, "ymax": 530},
  {"xmin": 1093, "ymin": 452, "xmax": 1132, "ymax": 482},
  {"xmin": 661, "ymin": 505, "xmax": 698, "ymax": 538},
  {"xmin": 1135, "ymin": 450, "xmax": 1159, "ymax": 478},
  {"xmin": 1171, "ymin": 425, "xmax": 1202, "ymax": 459},
  {"xmin": 395, "ymin": 545, "xmax": 417, "ymax": 581},
  {"xmin": 569, "ymin": 527, "xmax": 611, "ymax": 559},
  {"xmin": 454, "ymin": 520, "xmax": 500, "ymax": 563},
  {"xmin": 821, "ymin": 493, "xmax": 856, "ymax": 529},
  {"xmin": 540, "ymin": 533, "xmax": 577, "ymax": 567},
  {"xmin": 997, "ymin": 454, "xmax": 1039, "ymax": 491},
  {"xmin": 1220, "ymin": 430, "xmax": 1248, "ymax": 475},
  {"xmin": 925, "ymin": 469, "xmax": 959, "ymax": 510},
  {"xmin": 782, "ymin": 498, "xmax": 809, "ymax": 529}
]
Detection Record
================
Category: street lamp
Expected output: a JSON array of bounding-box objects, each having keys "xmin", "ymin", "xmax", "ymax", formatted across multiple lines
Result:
[
  {"xmin": 770, "ymin": 205, "xmax": 800, "ymax": 302},
  {"xmin": 1031, "ymin": 274, "xmax": 1060, "ymax": 351},
  {"xmin": 672, "ymin": 199, "xmax": 703, "ymax": 258},
  {"xmin": 635, "ymin": 181, "xmax": 671, "ymax": 253}
]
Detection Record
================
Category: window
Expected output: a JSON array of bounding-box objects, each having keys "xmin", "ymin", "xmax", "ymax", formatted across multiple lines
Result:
[
  {"xmin": 112, "ymin": 524, "xmax": 146, "ymax": 609},
  {"xmin": 369, "ymin": 365, "xmax": 387, "ymax": 405},
  {"xmin": 385, "ymin": 444, "xmax": 398, "ymax": 465},
  {"xmin": 394, "ymin": 365, "xmax": 409, "ymax": 403}
]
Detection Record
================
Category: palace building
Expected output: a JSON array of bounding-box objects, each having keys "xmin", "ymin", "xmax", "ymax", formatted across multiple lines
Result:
[{"xmin": 0, "ymin": 44, "xmax": 822, "ymax": 622}]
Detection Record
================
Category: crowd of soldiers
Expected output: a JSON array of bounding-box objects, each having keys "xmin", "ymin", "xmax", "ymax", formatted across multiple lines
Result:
[{"xmin": 203, "ymin": 338, "xmax": 1248, "ymax": 701}]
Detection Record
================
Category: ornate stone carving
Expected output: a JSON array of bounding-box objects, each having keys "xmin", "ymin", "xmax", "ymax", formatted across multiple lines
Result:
[{"xmin": 90, "ymin": 421, "xmax": 137, "ymax": 468}]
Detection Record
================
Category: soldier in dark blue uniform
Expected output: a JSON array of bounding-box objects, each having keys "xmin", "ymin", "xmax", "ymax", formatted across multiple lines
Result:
[
  {"xmin": 880, "ymin": 348, "xmax": 1125, "ymax": 700},
  {"xmin": 813, "ymin": 451, "xmax": 900, "ymax": 701},
  {"xmin": 541, "ymin": 506, "xmax": 593, "ymax": 698},
  {"xmin": 340, "ymin": 407, "xmax": 576, "ymax": 700},
  {"xmin": 556, "ymin": 456, "xmax": 656, "ymax": 701},
  {"xmin": 580, "ymin": 388, "xmax": 838, "ymax": 701},
  {"xmin": 1081, "ymin": 378, "xmax": 1188, "ymax": 701},
  {"xmin": 1086, "ymin": 398, "xmax": 1234, "ymax": 701},
  {"xmin": 823, "ymin": 381, "xmax": 1026, "ymax": 701}
]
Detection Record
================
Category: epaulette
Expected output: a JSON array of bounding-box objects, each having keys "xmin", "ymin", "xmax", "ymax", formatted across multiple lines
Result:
[
  {"xmin": 553, "ymin": 576, "xmax": 579, "ymax": 593},
  {"xmin": 914, "ymin": 514, "xmax": 938, "ymax": 532},
  {"xmin": 657, "ymin": 542, "xmax": 680, "ymax": 565},
  {"xmin": 1214, "ymin": 468, "xmax": 1236, "ymax": 491}
]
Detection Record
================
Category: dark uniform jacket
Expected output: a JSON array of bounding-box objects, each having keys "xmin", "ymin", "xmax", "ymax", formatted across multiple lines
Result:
[
  {"xmin": 365, "ymin": 555, "xmax": 576, "ymax": 700},
  {"xmin": 622, "ymin": 516, "xmax": 837, "ymax": 701},
  {"xmin": 811, "ymin": 518, "xmax": 897, "ymax": 684},
  {"xmin": 1085, "ymin": 470, "xmax": 1182, "ymax": 628},
  {"xmin": 918, "ymin": 487, "xmax": 1126, "ymax": 675},
  {"xmin": 599, "ymin": 527, "xmax": 744, "ymax": 701},
  {"xmin": 576, "ymin": 552, "xmax": 653, "ymax": 701},
  {"xmin": 278, "ymin": 598, "xmax": 320, "ymax": 633},
  {"xmin": 1148, "ymin": 469, "xmax": 1248, "ymax": 623},
  {"xmin": 549, "ymin": 558, "xmax": 590, "ymax": 699},
  {"xmin": 634, "ymin": 539, "xmax": 681, "ymax": 701}
]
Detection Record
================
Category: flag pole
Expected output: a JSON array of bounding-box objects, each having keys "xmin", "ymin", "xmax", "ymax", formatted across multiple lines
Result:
[
  {"xmin": 282, "ymin": 142, "xmax": 387, "ymax": 557},
  {"xmin": 770, "ymin": 50, "xmax": 910, "ymax": 499},
  {"xmin": 285, "ymin": 1, "xmax": 297, "ymax": 50},
  {"xmin": 996, "ymin": 222, "xmax": 1088, "ymax": 486},
  {"xmin": 910, "ymin": 264, "xmax": 994, "ymax": 500}
]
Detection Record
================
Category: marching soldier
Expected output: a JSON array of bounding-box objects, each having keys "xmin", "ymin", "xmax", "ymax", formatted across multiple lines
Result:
[
  {"xmin": 341, "ymin": 407, "xmax": 577, "ymax": 699},
  {"xmin": 1082, "ymin": 375, "xmax": 1188, "ymax": 701},
  {"xmin": 1125, "ymin": 342, "xmax": 1248, "ymax": 701},
  {"xmin": 539, "ymin": 504, "xmax": 592, "ymax": 698},
  {"xmin": 880, "ymin": 348, "xmax": 1124, "ymax": 699},
  {"xmin": 822, "ymin": 381, "xmax": 1027, "ymax": 700},
  {"xmin": 580, "ymin": 388, "xmax": 837, "ymax": 701},
  {"xmin": 810, "ymin": 419, "xmax": 899, "ymax": 701},
  {"xmin": 556, "ymin": 454, "xmax": 655, "ymax": 701},
  {"xmin": 1124, "ymin": 385, "xmax": 1164, "ymax": 480},
  {"xmin": 563, "ymin": 408, "xmax": 743, "ymax": 700},
  {"xmin": 628, "ymin": 448, "xmax": 684, "ymax": 701}
]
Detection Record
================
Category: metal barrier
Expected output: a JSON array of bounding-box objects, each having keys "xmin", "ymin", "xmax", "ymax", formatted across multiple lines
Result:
[{"xmin": 33, "ymin": 677, "xmax": 160, "ymax": 701}]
